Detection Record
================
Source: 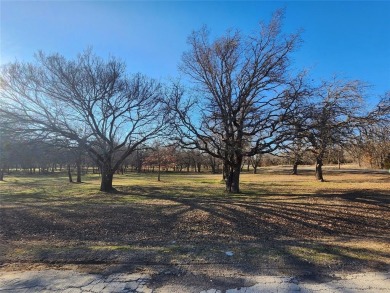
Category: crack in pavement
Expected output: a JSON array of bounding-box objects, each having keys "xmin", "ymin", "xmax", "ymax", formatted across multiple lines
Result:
[{"xmin": 0, "ymin": 270, "xmax": 389, "ymax": 292}]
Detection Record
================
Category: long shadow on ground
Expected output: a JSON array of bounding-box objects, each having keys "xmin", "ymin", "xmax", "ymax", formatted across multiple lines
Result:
[{"xmin": 1, "ymin": 180, "xmax": 389, "ymax": 287}]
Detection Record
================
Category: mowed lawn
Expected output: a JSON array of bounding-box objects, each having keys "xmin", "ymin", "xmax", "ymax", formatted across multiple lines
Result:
[{"xmin": 1, "ymin": 166, "xmax": 389, "ymax": 275}]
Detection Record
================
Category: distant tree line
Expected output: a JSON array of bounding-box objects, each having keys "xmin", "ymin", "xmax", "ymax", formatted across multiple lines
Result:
[{"xmin": 1, "ymin": 10, "xmax": 389, "ymax": 191}]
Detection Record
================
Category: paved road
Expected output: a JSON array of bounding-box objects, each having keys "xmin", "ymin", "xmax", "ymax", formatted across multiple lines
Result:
[{"xmin": 0, "ymin": 269, "xmax": 389, "ymax": 292}]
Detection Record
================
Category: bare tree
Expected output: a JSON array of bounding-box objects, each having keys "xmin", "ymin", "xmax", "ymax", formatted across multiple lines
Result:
[
  {"xmin": 302, "ymin": 79, "xmax": 366, "ymax": 181},
  {"xmin": 168, "ymin": 10, "xmax": 301, "ymax": 193},
  {"xmin": 277, "ymin": 72, "xmax": 312, "ymax": 175},
  {"xmin": 250, "ymin": 154, "xmax": 262, "ymax": 174},
  {"xmin": 0, "ymin": 50, "xmax": 167, "ymax": 192},
  {"xmin": 355, "ymin": 123, "xmax": 390, "ymax": 169},
  {"xmin": 144, "ymin": 141, "xmax": 177, "ymax": 180},
  {"xmin": 355, "ymin": 92, "xmax": 390, "ymax": 168}
]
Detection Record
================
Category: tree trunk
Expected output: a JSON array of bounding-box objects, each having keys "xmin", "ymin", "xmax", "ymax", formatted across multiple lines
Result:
[
  {"xmin": 292, "ymin": 161, "xmax": 298, "ymax": 175},
  {"xmin": 222, "ymin": 163, "xmax": 228, "ymax": 181},
  {"xmin": 100, "ymin": 172, "xmax": 114, "ymax": 192},
  {"xmin": 76, "ymin": 161, "xmax": 82, "ymax": 183},
  {"xmin": 67, "ymin": 164, "xmax": 73, "ymax": 183},
  {"xmin": 226, "ymin": 164, "xmax": 241, "ymax": 193},
  {"xmin": 225, "ymin": 154, "xmax": 243, "ymax": 193},
  {"xmin": 100, "ymin": 163, "xmax": 115, "ymax": 192},
  {"xmin": 197, "ymin": 162, "xmax": 201, "ymax": 173},
  {"xmin": 210, "ymin": 157, "xmax": 217, "ymax": 174},
  {"xmin": 136, "ymin": 160, "xmax": 142, "ymax": 173},
  {"xmin": 338, "ymin": 149, "xmax": 341, "ymax": 169},
  {"xmin": 0, "ymin": 168, "xmax": 4, "ymax": 181},
  {"xmin": 315, "ymin": 157, "xmax": 324, "ymax": 182},
  {"xmin": 158, "ymin": 163, "xmax": 161, "ymax": 181},
  {"xmin": 253, "ymin": 166, "xmax": 257, "ymax": 174}
]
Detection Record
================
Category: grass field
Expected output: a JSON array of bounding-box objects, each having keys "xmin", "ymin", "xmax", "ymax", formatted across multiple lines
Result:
[{"xmin": 1, "ymin": 165, "xmax": 389, "ymax": 276}]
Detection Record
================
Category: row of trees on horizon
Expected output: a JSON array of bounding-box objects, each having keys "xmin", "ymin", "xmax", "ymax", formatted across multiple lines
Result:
[
  {"xmin": 1, "ymin": 11, "xmax": 389, "ymax": 192},
  {"xmin": 0, "ymin": 134, "xmax": 389, "ymax": 181}
]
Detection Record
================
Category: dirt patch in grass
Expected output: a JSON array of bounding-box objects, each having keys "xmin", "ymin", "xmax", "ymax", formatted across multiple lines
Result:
[{"xmin": 1, "ymin": 167, "xmax": 389, "ymax": 276}]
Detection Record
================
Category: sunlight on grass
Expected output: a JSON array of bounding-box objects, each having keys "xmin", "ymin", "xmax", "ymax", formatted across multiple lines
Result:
[
  {"xmin": 1, "ymin": 167, "xmax": 389, "ymax": 273},
  {"xmin": 2, "ymin": 167, "xmax": 388, "ymax": 200},
  {"xmin": 288, "ymin": 246, "xmax": 340, "ymax": 265}
]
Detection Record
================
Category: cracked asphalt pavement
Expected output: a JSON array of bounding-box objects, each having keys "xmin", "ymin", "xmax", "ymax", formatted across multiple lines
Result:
[{"xmin": 0, "ymin": 269, "xmax": 389, "ymax": 293}]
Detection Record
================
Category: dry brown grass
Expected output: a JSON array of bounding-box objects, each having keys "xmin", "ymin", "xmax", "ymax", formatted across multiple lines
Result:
[{"xmin": 1, "ymin": 165, "xmax": 389, "ymax": 275}]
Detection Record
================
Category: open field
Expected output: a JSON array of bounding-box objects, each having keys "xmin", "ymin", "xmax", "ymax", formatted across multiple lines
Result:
[{"xmin": 1, "ymin": 165, "xmax": 389, "ymax": 280}]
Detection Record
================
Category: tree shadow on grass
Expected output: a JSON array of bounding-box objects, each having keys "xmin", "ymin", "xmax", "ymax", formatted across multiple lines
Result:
[
  {"xmin": 314, "ymin": 189, "xmax": 390, "ymax": 208},
  {"xmin": 1, "ymin": 182, "xmax": 389, "ymax": 287}
]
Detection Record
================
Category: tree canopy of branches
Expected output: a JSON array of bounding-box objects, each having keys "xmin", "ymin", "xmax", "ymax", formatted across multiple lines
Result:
[
  {"xmin": 294, "ymin": 79, "xmax": 366, "ymax": 181},
  {"xmin": 168, "ymin": 10, "xmax": 303, "ymax": 193},
  {"xmin": 0, "ymin": 50, "xmax": 167, "ymax": 192},
  {"xmin": 351, "ymin": 93, "xmax": 390, "ymax": 169}
]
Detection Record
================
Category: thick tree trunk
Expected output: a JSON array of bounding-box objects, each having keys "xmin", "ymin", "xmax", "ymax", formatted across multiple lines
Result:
[
  {"xmin": 67, "ymin": 164, "xmax": 73, "ymax": 183},
  {"xmin": 292, "ymin": 162, "xmax": 298, "ymax": 175},
  {"xmin": 100, "ymin": 173, "xmax": 114, "ymax": 192},
  {"xmin": 253, "ymin": 166, "xmax": 257, "ymax": 174},
  {"xmin": 100, "ymin": 163, "xmax": 115, "ymax": 192},
  {"xmin": 226, "ymin": 165, "xmax": 241, "ymax": 193},
  {"xmin": 315, "ymin": 157, "xmax": 324, "ymax": 182},
  {"xmin": 76, "ymin": 161, "xmax": 82, "ymax": 183},
  {"xmin": 0, "ymin": 168, "xmax": 4, "ymax": 181},
  {"xmin": 231, "ymin": 167, "xmax": 241, "ymax": 193},
  {"xmin": 225, "ymin": 154, "xmax": 243, "ymax": 193}
]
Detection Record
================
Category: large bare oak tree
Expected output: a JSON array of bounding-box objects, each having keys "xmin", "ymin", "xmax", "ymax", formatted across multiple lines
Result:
[
  {"xmin": 0, "ymin": 50, "xmax": 167, "ymax": 192},
  {"xmin": 168, "ymin": 11, "xmax": 302, "ymax": 193}
]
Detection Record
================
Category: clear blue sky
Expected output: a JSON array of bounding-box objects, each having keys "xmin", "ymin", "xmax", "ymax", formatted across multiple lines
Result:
[{"xmin": 1, "ymin": 1, "xmax": 389, "ymax": 103}]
